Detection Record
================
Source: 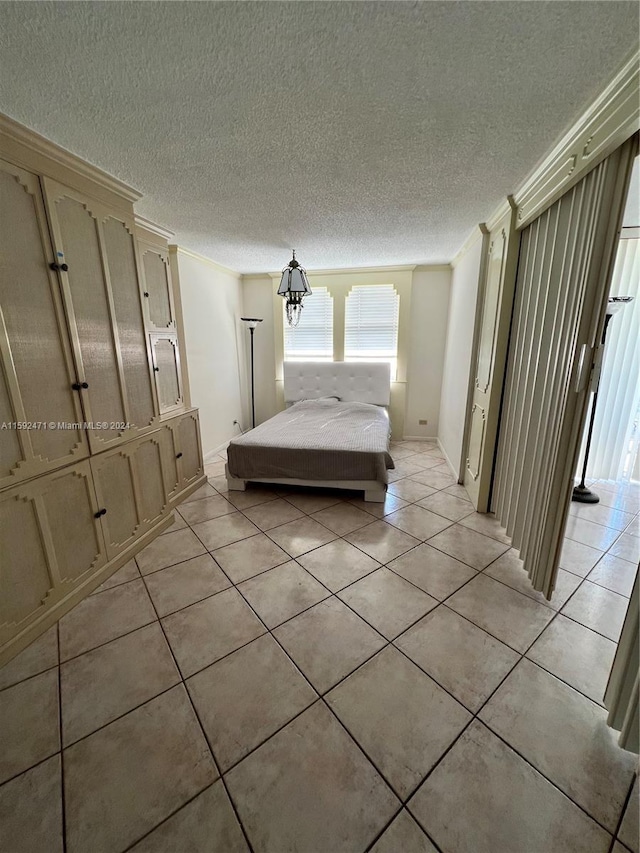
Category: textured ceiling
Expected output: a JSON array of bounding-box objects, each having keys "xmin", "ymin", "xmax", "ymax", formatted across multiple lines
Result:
[{"xmin": 1, "ymin": 2, "xmax": 637, "ymax": 272}]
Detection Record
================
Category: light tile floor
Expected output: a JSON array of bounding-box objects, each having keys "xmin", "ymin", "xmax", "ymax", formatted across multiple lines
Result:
[{"xmin": 1, "ymin": 448, "xmax": 639, "ymax": 853}]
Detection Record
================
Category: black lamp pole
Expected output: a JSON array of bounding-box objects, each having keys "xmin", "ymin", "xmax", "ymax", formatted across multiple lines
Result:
[
  {"xmin": 241, "ymin": 318, "xmax": 263, "ymax": 429},
  {"xmin": 572, "ymin": 296, "xmax": 633, "ymax": 503}
]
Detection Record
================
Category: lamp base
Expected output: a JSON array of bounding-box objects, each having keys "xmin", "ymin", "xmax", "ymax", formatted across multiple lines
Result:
[{"xmin": 572, "ymin": 484, "xmax": 600, "ymax": 504}]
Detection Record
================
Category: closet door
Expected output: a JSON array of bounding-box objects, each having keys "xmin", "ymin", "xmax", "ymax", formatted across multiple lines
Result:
[
  {"xmin": 41, "ymin": 179, "xmax": 157, "ymax": 452},
  {"xmin": 139, "ymin": 242, "xmax": 176, "ymax": 331},
  {"xmin": 150, "ymin": 332, "xmax": 183, "ymax": 414},
  {"xmin": 0, "ymin": 160, "xmax": 89, "ymax": 489},
  {"xmin": 91, "ymin": 431, "xmax": 169, "ymax": 559},
  {"xmin": 492, "ymin": 140, "xmax": 635, "ymax": 597},
  {"xmin": 0, "ymin": 461, "xmax": 107, "ymax": 650}
]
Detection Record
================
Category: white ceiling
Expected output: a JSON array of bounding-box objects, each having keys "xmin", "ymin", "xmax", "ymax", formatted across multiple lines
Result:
[{"xmin": 0, "ymin": 2, "xmax": 637, "ymax": 273}]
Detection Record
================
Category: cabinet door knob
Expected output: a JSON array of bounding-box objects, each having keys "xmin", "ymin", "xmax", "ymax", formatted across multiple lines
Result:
[
  {"xmin": 144, "ymin": 291, "xmax": 150, "ymax": 297},
  {"xmin": 71, "ymin": 382, "xmax": 89, "ymax": 391},
  {"xmin": 60, "ymin": 263, "xmax": 69, "ymax": 271},
  {"xmin": 153, "ymin": 366, "xmax": 159, "ymax": 372},
  {"xmin": 80, "ymin": 382, "xmax": 89, "ymax": 389},
  {"xmin": 49, "ymin": 262, "xmax": 69, "ymax": 271},
  {"xmin": 176, "ymin": 452, "xmax": 183, "ymax": 459},
  {"xmin": 94, "ymin": 508, "xmax": 107, "ymax": 518}
]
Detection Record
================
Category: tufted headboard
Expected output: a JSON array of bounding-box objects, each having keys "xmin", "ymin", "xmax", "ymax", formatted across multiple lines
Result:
[{"xmin": 283, "ymin": 361, "xmax": 391, "ymax": 407}]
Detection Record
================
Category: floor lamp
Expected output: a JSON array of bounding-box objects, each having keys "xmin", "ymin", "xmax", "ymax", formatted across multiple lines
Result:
[
  {"xmin": 572, "ymin": 296, "xmax": 633, "ymax": 503},
  {"xmin": 241, "ymin": 318, "xmax": 263, "ymax": 429}
]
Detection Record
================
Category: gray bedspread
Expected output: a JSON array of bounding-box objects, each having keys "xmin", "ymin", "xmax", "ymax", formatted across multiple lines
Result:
[{"xmin": 227, "ymin": 399, "xmax": 394, "ymax": 483}]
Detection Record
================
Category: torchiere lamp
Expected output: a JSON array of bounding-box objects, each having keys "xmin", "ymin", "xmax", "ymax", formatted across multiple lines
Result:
[
  {"xmin": 572, "ymin": 295, "xmax": 634, "ymax": 503},
  {"xmin": 240, "ymin": 317, "xmax": 263, "ymax": 429}
]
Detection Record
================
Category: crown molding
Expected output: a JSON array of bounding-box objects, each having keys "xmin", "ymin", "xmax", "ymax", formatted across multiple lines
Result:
[
  {"xmin": 0, "ymin": 112, "xmax": 141, "ymax": 204},
  {"xmin": 169, "ymin": 244, "xmax": 240, "ymax": 277},
  {"xmin": 413, "ymin": 263, "xmax": 452, "ymax": 273},
  {"xmin": 134, "ymin": 215, "xmax": 174, "ymax": 241},
  {"xmin": 450, "ymin": 224, "xmax": 487, "ymax": 269},
  {"xmin": 513, "ymin": 50, "xmax": 639, "ymax": 229}
]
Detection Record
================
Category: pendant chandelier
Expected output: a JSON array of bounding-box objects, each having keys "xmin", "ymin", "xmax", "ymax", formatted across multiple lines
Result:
[{"xmin": 278, "ymin": 250, "xmax": 311, "ymax": 327}]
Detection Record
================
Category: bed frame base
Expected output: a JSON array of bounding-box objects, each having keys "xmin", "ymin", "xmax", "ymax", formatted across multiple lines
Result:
[{"xmin": 225, "ymin": 468, "xmax": 386, "ymax": 502}]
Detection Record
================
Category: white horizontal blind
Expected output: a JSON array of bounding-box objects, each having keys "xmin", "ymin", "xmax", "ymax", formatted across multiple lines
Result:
[
  {"xmin": 345, "ymin": 284, "xmax": 399, "ymax": 377},
  {"xmin": 283, "ymin": 286, "xmax": 333, "ymax": 361}
]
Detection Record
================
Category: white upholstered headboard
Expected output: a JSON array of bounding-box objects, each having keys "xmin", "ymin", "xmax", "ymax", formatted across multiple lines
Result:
[{"xmin": 283, "ymin": 362, "xmax": 391, "ymax": 406}]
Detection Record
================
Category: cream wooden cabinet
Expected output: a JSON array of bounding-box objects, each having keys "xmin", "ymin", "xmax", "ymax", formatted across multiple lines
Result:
[
  {"xmin": 0, "ymin": 115, "xmax": 207, "ymax": 666},
  {"xmin": 161, "ymin": 409, "xmax": 204, "ymax": 501},
  {"xmin": 91, "ymin": 431, "xmax": 169, "ymax": 560},
  {"xmin": 0, "ymin": 159, "xmax": 90, "ymax": 488},
  {"xmin": 41, "ymin": 177, "xmax": 158, "ymax": 451},
  {"xmin": 0, "ymin": 461, "xmax": 107, "ymax": 648},
  {"xmin": 150, "ymin": 332, "xmax": 184, "ymax": 414},
  {"xmin": 138, "ymin": 238, "xmax": 176, "ymax": 331}
]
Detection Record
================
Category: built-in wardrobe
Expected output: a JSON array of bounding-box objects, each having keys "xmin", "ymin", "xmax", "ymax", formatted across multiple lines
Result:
[{"xmin": 0, "ymin": 116, "xmax": 206, "ymax": 665}]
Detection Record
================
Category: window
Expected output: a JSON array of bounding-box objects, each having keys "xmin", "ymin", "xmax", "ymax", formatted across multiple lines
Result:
[
  {"xmin": 345, "ymin": 284, "xmax": 399, "ymax": 377},
  {"xmin": 283, "ymin": 286, "xmax": 333, "ymax": 361}
]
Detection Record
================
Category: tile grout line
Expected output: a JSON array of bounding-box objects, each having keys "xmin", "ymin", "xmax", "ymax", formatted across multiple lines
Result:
[
  {"xmin": 2, "ymin": 452, "xmax": 633, "ymax": 850},
  {"xmin": 56, "ymin": 621, "xmax": 68, "ymax": 853},
  {"xmin": 129, "ymin": 564, "xmax": 257, "ymax": 853},
  {"xmin": 186, "ymin": 502, "xmax": 624, "ymax": 844}
]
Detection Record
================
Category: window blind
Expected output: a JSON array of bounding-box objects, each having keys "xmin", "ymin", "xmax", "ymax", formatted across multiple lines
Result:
[
  {"xmin": 344, "ymin": 284, "xmax": 399, "ymax": 376},
  {"xmin": 283, "ymin": 286, "xmax": 333, "ymax": 361}
]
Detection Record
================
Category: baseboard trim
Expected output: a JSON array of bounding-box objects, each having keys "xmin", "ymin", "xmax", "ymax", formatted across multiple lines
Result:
[
  {"xmin": 437, "ymin": 438, "xmax": 461, "ymax": 482},
  {"xmin": 204, "ymin": 440, "xmax": 231, "ymax": 462},
  {"xmin": 401, "ymin": 434, "xmax": 439, "ymax": 441}
]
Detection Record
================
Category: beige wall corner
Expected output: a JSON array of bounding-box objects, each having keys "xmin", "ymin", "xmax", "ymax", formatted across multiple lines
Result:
[
  {"xmin": 171, "ymin": 247, "xmax": 245, "ymax": 456},
  {"xmin": 438, "ymin": 231, "xmax": 485, "ymax": 478}
]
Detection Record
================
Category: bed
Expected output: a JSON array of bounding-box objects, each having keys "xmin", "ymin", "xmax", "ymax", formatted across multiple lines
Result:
[{"xmin": 225, "ymin": 362, "xmax": 394, "ymax": 501}]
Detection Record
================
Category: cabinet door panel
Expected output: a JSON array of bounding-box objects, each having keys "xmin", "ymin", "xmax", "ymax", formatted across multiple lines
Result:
[
  {"xmin": 42, "ymin": 181, "xmax": 127, "ymax": 445},
  {"xmin": 41, "ymin": 467, "xmax": 105, "ymax": 583},
  {"xmin": 0, "ymin": 161, "xmax": 88, "ymax": 487},
  {"xmin": 0, "ymin": 462, "xmax": 107, "ymax": 647},
  {"xmin": 178, "ymin": 412, "xmax": 203, "ymax": 487},
  {"xmin": 101, "ymin": 216, "xmax": 156, "ymax": 431},
  {"xmin": 91, "ymin": 431, "xmax": 169, "ymax": 559},
  {"xmin": 134, "ymin": 434, "xmax": 167, "ymax": 524},
  {"xmin": 151, "ymin": 333, "xmax": 183, "ymax": 414},
  {"xmin": 141, "ymin": 246, "xmax": 174, "ymax": 329},
  {"xmin": 0, "ymin": 494, "xmax": 52, "ymax": 634},
  {"xmin": 91, "ymin": 451, "xmax": 138, "ymax": 559},
  {"xmin": 160, "ymin": 425, "xmax": 181, "ymax": 501}
]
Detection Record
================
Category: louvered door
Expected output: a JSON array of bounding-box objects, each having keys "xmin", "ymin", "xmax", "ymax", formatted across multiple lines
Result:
[
  {"xmin": 41, "ymin": 178, "xmax": 157, "ymax": 452},
  {"xmin": 0, "ymin": 160, "xmax": 89, "ymax": 488},
  {"xmin": 0, "ymin": 461, "xmax": 107, "ymax": 651}
]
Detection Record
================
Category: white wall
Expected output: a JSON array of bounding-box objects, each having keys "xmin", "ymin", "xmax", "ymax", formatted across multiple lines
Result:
[
  {"xmin": 172, "ymin": 248, "xmax": 246, "ymax": 458},
  {"xmin": 438, "ymin": 235, "xmax": 483, "ymax": 478},
  {"xmin": 241, "ymin": 265, "xmax": 452, "ymax": 439},
  {"xmin": 405, "ymin": 268, "xmax": 451, "ymax": 438},
  {"xmin": 241, "ymin": 274, "xmax": 279, "ymax": 425}
]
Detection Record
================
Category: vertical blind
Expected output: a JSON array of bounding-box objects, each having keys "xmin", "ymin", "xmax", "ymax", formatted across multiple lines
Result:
[
  {"xmin": 491, "ymin": 143, "xmax": 631, "ymax": 598},
  {"xmin": 283, "ymin": 286, "xmax": 333, "ymax": 361},
  {"xmin": 345, "ymin": 284, "xmax": 399, "ymax": 376},
  {"xmin": 577, "ymin": 237, "xmax": 640, "ymax": 481}
]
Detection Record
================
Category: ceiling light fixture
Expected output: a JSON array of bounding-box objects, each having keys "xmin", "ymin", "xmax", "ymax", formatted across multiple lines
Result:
[{"xmin": 278, "ymin": 250, "xmax": 311, "ymax": 327}]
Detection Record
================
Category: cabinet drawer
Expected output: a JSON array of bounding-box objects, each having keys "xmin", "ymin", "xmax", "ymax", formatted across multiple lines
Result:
[{"xmin": 0, "ymin": 461, "xmax": 107, "ymax": 647}]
